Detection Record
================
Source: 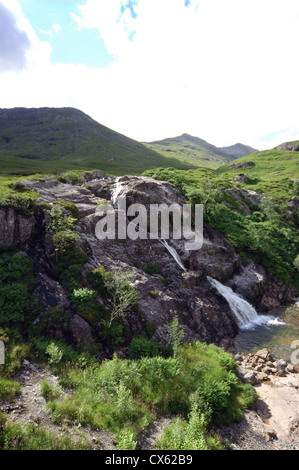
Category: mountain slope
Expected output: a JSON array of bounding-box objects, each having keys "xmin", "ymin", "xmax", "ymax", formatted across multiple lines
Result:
[
  {"xmin": 144, "ymin": 133, "xmax": 256, "ymax": 169},
  {"xmin": 0, "ymin": 107, "xmax": 194, "ymax": 175},
  {"xmin": 217, "ymin": 142, "xmax": 299, "ymax": 181}
]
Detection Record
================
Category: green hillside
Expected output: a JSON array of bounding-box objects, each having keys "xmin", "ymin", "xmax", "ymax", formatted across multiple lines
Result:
[
  {"xmin": 217, "ymin": 146, "xmax": 299, "ymax": 181},
  {"xmin": 0, "ymin": 107, "xmax": 194, "ymax": 176},
  {"xmin": 144, "ymin": 134, "xmax": 254, "ymax": 169}
]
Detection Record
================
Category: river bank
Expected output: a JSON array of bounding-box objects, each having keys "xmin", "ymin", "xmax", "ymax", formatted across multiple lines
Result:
[{"xmin": 219, "ymin": 348, "xmax": 299, "ymax": 450}]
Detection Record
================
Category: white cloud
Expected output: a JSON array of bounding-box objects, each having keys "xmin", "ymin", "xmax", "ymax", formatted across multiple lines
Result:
[
  {"xmin": 40, "ymin": 23, "xmax": 61, "ymax": 36},
  {"xmin": 70, "ymin": 12, "xmax": 83, "ymax": 31},
  {"xmin": 1, "ymin": 0, "xmax": 299, "ymax": 151}
]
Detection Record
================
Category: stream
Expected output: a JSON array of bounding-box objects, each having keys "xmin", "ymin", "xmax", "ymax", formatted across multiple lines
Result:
[{"xmin": 234, "ymin": 302, "xmax": 299, "ymax": 361}]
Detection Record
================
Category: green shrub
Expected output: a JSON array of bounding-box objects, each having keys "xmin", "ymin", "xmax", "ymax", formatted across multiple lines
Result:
[
  {"xmin": 116, "ymin": 429, "xmax": 137, "ymax": 450},
  {"xmin": 144, "ymin": 262, "xmax": 162, "ymax": 275},
  {"xmin": 40, "ymin": 380, "xmax": 62, "ymax": 402},
  {"xmin": 46, "ymin": 343, "xmax": 63, "ymax": 365},
  {"xmin": 149, "ymin": 289, "xmax": 159, "ymax": 299},
  {"xmin": 38, "ymin": 307, "xmax": 70, "ymax": 337},
  {"xmin": 63, "ymin": 171, "xmax": 79, "ymax": 185},
  {"xmin": 129, "ymin": 336, "xmax": 172, "ymax": 359},
  {"xmin": 0, "ymin": 377, "xmax": 21, "ymax": 401},
  {"xmin": 0, "ymin": 339, "xmax": 29, "ymax": 378},
  {"xmin": 0, "ymin": 253, "xmax": 37, "ymax": 331},
  {"xmin": 156, "ymin": 405, "xmax": 222, "ymax": 450}
]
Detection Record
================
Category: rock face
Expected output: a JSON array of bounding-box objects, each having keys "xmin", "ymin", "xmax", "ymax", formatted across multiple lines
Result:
[
  {"xmin": 1, "ymin": 175, "xmax": 297, "ymax": 347},
  {"xmin": 0, "ymin": 207, "xmax": 36, "ymax": 247},
  {"xmin": 33, "ymin": 273, "xmax": 71, "ymax": 314}
]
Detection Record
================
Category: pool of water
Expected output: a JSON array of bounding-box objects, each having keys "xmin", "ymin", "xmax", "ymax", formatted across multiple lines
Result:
[{"xmin": 234, "ymin": 302, "xmax": 299, "ymax": 361}]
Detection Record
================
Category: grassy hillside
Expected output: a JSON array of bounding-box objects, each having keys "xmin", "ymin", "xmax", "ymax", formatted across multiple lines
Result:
[
  {"xmin": 0, "ymin": 108, "xmax": 194, "ymax": 176},
  {"xmin": 144, "ymin": 134, "xmax": 254, "ymax": 169},
  {"xmin": 217, "ymin": 147, "xmax": 299, "ymax": 181}
]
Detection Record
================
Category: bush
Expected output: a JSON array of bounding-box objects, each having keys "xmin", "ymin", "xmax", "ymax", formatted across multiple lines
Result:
[
  {"xmin": 144, "ymin": 262, "xmax": 162, "ymax": 275},
  {"xmin": 129, "ymin": 336, "xmax": 172, "ymax": 359},
  {"xmin": 0, "ymin": 339, "xmax": 29, "ymax": 378},
  {"xmin": 0, "ymin": 254, "xmax": 37, "ymax": 330},
  {"xmin": 149, "ymin": 289, "xmax": 159, "ymax": 299},
  {"xmin": 116, "ymin": 429, "xmax": 137, "ymax": 450},
  {"xmin": 46, "ymin": 343, "xmax": 63, "ymax": 365},
  {"xmin": 38, "ymin": 307, "xmax": 70, "ymax": 337},
  {"xmin": 0, "ymin": 377, "xmax": 21, "ymax": 401},
  {"xmin": 40, "ymin": 380, "xmax": 62, "ymax": 402},
  {"xmin": 156, "ymin": 405, "xmax": 222, "ymax": 450}
]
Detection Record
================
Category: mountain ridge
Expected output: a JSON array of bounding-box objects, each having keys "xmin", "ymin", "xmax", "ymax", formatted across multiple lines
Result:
[
  {"xmin": 144, "ymin": 133, "xmax": 257, "ymax": 169},
  {"xmin": 0, "ymin": 107, "xmax": 194, "ymax": 175}
]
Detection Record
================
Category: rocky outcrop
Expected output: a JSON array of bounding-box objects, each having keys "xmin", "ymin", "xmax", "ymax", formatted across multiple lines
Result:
[
  {"xmin": 2, "ymin": 174, "xmax": 297, "ymax": 348},
  {"xmin": 227, "ymin": 161, "xmax": 255, "ymax": 170},
  {"xmin": 276, "ymin": 142, "xmax": 299, "ymax": 152},
  {"xmin": 69, "ymin": 314, "xmax": 94, "ymax": 348},
  {"xmin": 33, "ymin": 273, "xmax": 71, "ymax": 314},
  {"xmin": 0, "ymin": 207, "xmax": 35, "ymax": 248}
]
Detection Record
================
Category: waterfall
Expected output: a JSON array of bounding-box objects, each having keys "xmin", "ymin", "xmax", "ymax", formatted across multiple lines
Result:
[
  {"xmin": 160, "ymin": 239, "xmax": 186, "ymax": 271},
  {"xmin": 207, "ymin": 276, "xmax": 275, "ymax": 330},
  {"xmin": 112, "ymin": 177, "xmax": 123, "ymax": 206}
]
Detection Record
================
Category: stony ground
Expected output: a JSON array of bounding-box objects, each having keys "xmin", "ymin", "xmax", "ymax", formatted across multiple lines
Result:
[{"xmin": 220, "ymin": 349, "xmax": 299, "ymax": 450}]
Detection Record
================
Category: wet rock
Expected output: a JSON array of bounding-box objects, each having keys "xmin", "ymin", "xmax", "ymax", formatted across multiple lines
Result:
[{"xmin": 226, "ymin": 261, "xmax": 267, "ymax": 306}]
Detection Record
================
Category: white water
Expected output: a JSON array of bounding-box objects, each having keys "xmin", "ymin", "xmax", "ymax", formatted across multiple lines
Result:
[
  {"xmin": 112, "ymin": 177, "xmax": 124, "ymax": 206},
  {"xmin": 207, "ymin": 276, "xmax": 280, "ymax": 330},
  {"xmin": 160, "ymin": 239, "xmax": 186, "ymax": 271}
]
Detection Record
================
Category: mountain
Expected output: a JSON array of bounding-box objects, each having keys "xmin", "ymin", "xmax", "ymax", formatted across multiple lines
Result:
[
  {"xmin": 217, "ymin": 140, "xmax": 299, "ymax": 181},
  {"xmin": 218, "ymin": 143, "xmax": 258, "ymax": 159},
  {"xmin": 144, "ymin": 133, "xmax": 256, "ymax": 169},
  {"xmin": 0, "ymin": 107, "xmax": 194, "ymax": 175}
]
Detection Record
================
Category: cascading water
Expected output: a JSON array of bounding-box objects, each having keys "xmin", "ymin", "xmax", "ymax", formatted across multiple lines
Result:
[
  {"xmin": 112, "ymin": 177, "xmax": 123, "ymax": 207},
  {"xmin": 207, "ymin": 276, "xmax": 279, "ymax": 330},
  {"xmin": 160, "ymin": 239, "xmax": 186, "ymax": 271}
]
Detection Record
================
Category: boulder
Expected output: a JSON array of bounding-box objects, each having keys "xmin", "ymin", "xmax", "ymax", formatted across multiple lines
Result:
[
  {"xmin": 70, "ymin": 315, "xmax": 93, "ymax": 348},
  {"xmin": 33, "ymin": 273, "xmax": 71, "ymax": 314}
]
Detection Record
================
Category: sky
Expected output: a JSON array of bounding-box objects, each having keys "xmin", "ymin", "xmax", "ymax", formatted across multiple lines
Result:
[{"xmin": 0, "ymin": 0, "xmax": 299, "ymax": 150}]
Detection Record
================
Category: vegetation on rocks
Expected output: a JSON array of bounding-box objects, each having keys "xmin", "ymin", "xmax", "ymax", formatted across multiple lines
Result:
[
  {"xmin": 0, "ymin": 127, "xmax": 298, "ymax": 450},
  {"xmin": 143, "ymin": 167, "xmax": 299, "ymax": 288}
]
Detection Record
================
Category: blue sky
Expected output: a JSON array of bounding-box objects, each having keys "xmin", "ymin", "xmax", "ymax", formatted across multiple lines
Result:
[
  {"xmin": 18, "ymin": 0, "xmax": 113, "ymax": 67},
  {"xmin": 1, "ymin": 0, "xmax": 299, "ymax": 150}
]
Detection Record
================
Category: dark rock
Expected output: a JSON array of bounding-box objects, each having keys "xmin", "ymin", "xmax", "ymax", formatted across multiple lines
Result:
[
  {"xmin": 0, "ymin": 207, "xmax": 35, "ymax": 247},
  {"xmin": 70, "ymin": 315, "xmax": 93, "ymax": 348},
  {"xmin": 33, "ymin": 273, "xmax": 71, "ymax": 314}
]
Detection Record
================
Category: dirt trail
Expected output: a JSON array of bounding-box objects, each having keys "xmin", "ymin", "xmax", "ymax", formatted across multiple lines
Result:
[{"xmin": 138, "ymin": 417, "xmax": 173, "ymax": 450}]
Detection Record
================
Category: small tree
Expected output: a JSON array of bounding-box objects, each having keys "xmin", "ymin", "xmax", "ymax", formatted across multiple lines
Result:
[
  {"xmin": 104, "ymin": 269, "xmax": 138, "ymax": 327},
  {"xmin": 48, "ymin": 203, "xmax": 79, "ymax": 260}
]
